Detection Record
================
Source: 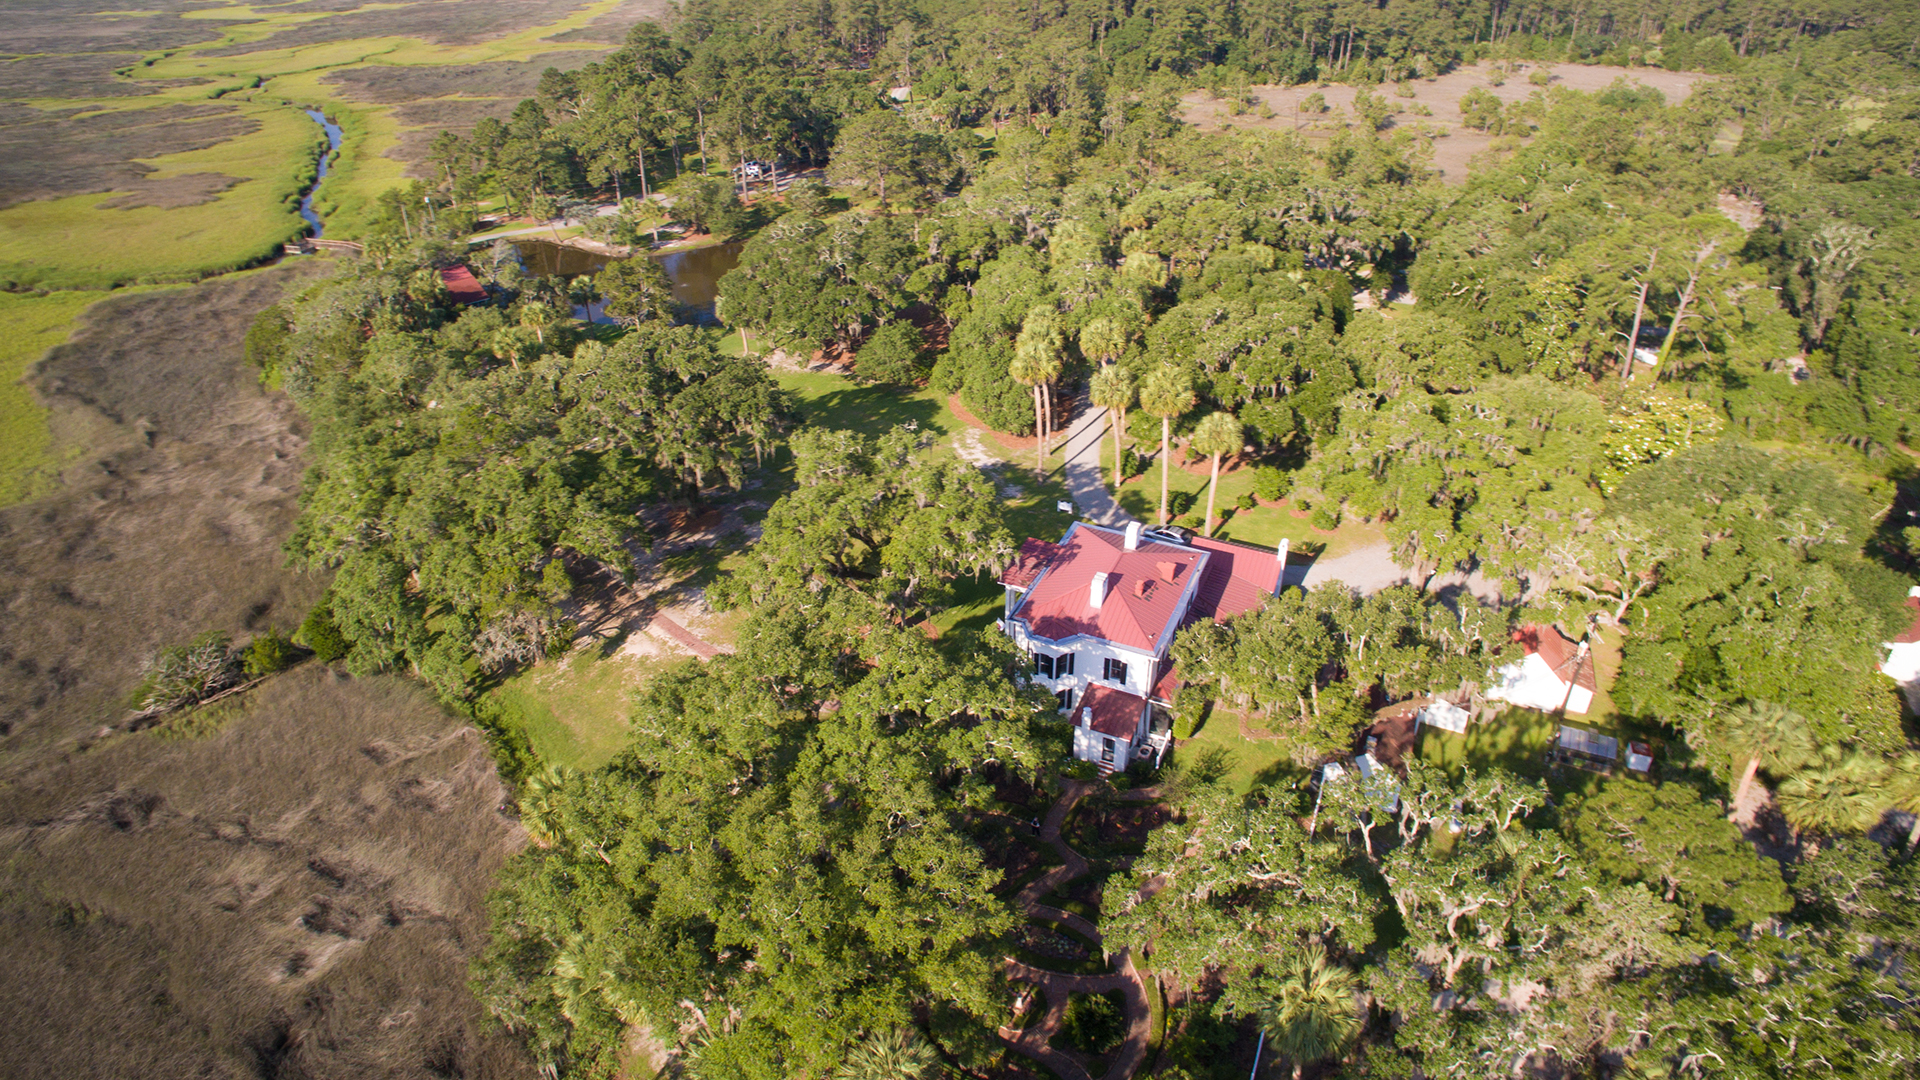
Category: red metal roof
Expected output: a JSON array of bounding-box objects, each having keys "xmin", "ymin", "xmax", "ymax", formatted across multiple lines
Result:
[
  {"xmin": 1077, "ymin": 683, "xmax": 1148, "ymax": 739},
  {"xmin": 1150, "ymin": 662, "xmax": 1180, "ymax": 704},
  {"xmin": 1187, "ymin": 536, "xmax": 1283, "ymax": 623},
  {"xmin": 440, "ymin": 264, "xmax": 489, "ymax": 305},
  {"xmin": 998, "ymin": 538, "xmax": 1060, "ymax": 589},
  {"xmin": 1892, "ymin": 597, "xmax": 1920, "ymax": 645},
  {"xmin": 1514, "ymin": 625, "xmax": 1596, "ymax": 691},
  {"xmin": 1012, "ymin": 525, "xmax": 1205, "ymax": 651}
]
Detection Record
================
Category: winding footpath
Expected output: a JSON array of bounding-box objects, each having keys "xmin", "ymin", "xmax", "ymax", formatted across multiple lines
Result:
[{"xmin": 997, "ymin": 780, "xmax": 1159, "ymax": 1080}]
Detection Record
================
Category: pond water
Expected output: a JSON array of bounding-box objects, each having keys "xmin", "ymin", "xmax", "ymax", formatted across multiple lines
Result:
[
  {"xmin": 510, "ymin": 239, "xmax": 743, "ymax": 325},
  {"xmin": 299, "ymin": 110, "xmax": 343, "ymax": 238}
]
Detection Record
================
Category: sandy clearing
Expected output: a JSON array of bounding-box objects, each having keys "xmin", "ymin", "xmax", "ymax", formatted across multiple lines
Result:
[{"xmin": 1182, "ymin": 61, "xmax": 1714, "ymax": 183}]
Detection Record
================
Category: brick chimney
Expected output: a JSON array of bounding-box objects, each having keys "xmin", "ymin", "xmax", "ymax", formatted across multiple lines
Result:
[{"xmin": 1156, "ymin": 560, "xmax": 1179, "ymax": 583}]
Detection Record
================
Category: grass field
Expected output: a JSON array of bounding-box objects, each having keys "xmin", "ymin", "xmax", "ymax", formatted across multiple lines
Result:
[{"xmin": 0, "ymin": 290, "xmax": 113, "ymax": 505}]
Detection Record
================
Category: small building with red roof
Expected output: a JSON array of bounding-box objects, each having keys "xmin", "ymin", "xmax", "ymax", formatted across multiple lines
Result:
[
  {"xmin": 1485, "ymin": 624, "xmax": 1596, "ymax": 714},
  {"xmin": 998, "ymin": 521, "xmax": 1285, "ymax": 772},
  {"xmin": 1878, "ymin": 587, "xmax": 1920, "ymax": 712},
  {"xmin": 439, "ymin": 264, "xmax": 490, "ymax": 306}
]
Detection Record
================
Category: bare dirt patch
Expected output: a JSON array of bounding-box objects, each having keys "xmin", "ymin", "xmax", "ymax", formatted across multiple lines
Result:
[
  {"xmin": 0, "ymin": 102, "xmax": 261, "ymax": 209},
  {"xmin": 1182, "ymin": 61, "xmax": 1712, "ymax": 183},
  {"xmin": 0, "ymin": 258, "xmax": 537, "ymax": 1077}
]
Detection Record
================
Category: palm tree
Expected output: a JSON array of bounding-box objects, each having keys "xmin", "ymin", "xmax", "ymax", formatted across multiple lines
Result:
[
  {"xmin": 1078, "ymin": 314, "xmax": 1129, "ymax": 367},
  {"xmin": 518, "ymin": 300, "xmax": 560, "ymax": 347},
  {"xmin": 1089, "ymin": 364, "xmax": 1136, "ymax": 489},
  {"xmin": 1190, "ymin": 410, "xmax": 1242, "ymax": 536},
  {"xmin": 1259, "ymin": 946, "xmax": 1362, "ymax": 1079},
  {"xmin": 1714, "ymin": 700, "xmax": 1817, "ymax": 818},
  {"xmin": 517, "ymin": 763, "xmax": 577, "ymax": 847},
  {"xmin": 834, "ymin": 1026, "xmax": 944, "ymax": 1080},
  {"xmin": 1139, "ymin": 364, "xmax": 1195, "ymax": 525},
  {"xmin": 1884, "ymin": 755, "xmax": 1920, "ymax": 850},
  {"xmin": 1011, "ymin": 305, "xmax": 1064, "ymax": 479},
  {"xmin": 1777, "ymin": 749, "xmax": 1885, "ymax": 836}
]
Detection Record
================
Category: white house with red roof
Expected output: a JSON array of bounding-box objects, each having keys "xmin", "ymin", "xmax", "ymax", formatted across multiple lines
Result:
[{"xmin": 997, "ymin": 521, "xmax": 1284, "ymax": 773}]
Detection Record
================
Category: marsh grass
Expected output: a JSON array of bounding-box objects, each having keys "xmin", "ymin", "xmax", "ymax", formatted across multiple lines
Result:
[
  {"xmin": 0, "ymin": 101, "xmax": 323, "ymax": 289},
  {"xmin": 0, "ymin": 257, "xmax": 533, "ymax": 1077},
  {"xmin": 0, "ymin": 289, "xmax": 114, "ymax": 506}
]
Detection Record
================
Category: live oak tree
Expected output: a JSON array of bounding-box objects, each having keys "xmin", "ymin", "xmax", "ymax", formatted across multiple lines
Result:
[
  {"xmin": 1302, "ymin": 377, "xmax": 1606, "ymax": 592},
  {"xmin": 284, "ymin": 265, "xmax": 787, "ymax": 690},
  {"xmin": 1606, "ymin": 442, "xmax": 1906, "ymax": 750},
  {"xmin": 472, "ymin": 598, "xmax": 1043, "ymax": 1078},
  {"xmin": 716, "ymin": 427, "xmax": 1015, "ymax": 619}
]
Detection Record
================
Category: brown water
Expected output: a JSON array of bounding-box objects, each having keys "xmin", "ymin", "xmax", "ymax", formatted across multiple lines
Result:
[{"xmin": 511, "ymin": 239, "xmax": 743, "ymax": 324}]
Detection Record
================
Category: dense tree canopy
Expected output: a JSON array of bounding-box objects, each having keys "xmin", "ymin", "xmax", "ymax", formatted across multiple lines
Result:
[{"xmin": 299, "ymin": 5, "xmax": 1920, "ymax": 1078}]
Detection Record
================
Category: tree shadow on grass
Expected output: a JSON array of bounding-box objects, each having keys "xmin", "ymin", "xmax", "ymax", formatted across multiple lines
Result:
[{"xmin": 796, "ymin": 386, "xmax": 944, "ymax": 437}]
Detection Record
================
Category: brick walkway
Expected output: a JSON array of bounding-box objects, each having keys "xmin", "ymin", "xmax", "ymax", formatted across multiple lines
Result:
[
  {"xmin": 645, "ymin": 614, "xmax": 722, "ymax": 659},
  {"xmin": 997, "ymin": 782, "xmax": 1160, "ymax": 1080}
]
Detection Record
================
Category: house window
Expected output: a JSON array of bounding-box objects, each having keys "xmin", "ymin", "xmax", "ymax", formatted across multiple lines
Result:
[
  {"xmin": 1057, "ymin": 689, "xmax": 1074, "ymax": 710},
  {"xmin": 1101, "ymin": 738, "xmax": 1115, "ymax": 763},
  {"xmin": 1034, "ymin": 652, "xmax": 1054, "ymax": 678},
  {"xmin": 1103, "ymin": 657, "xmax": 1129, "ymax": 685},
  {"xmin": 1035, "ymin": 651, "xmax": 1073, "ymax": 678}
]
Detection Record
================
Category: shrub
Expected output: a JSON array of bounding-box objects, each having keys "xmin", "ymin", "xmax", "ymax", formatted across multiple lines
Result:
[
  {"xmin": 1252, "ymin": 465, "xmax": 1293, "ymax": 502},
  {"xmin": 1121, "ymin": 447, "xmax": 1149, "ymax": 480},
  {"xmin": 1310, "ymin": 503, "xmax": 1342, "ymax": 531},
  {"xmin": 134, "ymin": 632, "xmax": 241, "ymax": 714},
  {"xmin": 242, "ymin": 629, "xmax": 297, "ymax": 678},
  {"xmin": 243, "ymin": 303, "xmax": 293, "ymax": 384},
  {"xmin": 1236, "ymin": 491, "xmax": 1258, "ymax": 512},
  {"xmin": 1168, "ymin": 490, "xmax": 1197, "ymax": 517},
  {"xmin": 297, "ymin": 598, "xmax": 350, "ymax": 664},
  {"xmin": 1059, "ymin": 990, "xmax": 1126, "ymax": 1054},
  {"xmin": 855, "ymin": 321, "xmax": 928, "ymax": 385}
]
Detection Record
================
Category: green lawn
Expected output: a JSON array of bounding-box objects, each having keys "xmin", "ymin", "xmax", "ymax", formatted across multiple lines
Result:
[
  {"xmin": 1094, "ymin": 420, "xmax": 1384, "ymax": 559},
  {"xmin": 485, "ymin": 646, "xmax": 674, "ymax": 771},
  {"xmin": 1175, "ymin": 704, "xmax": 1310, "ymax": 795}
]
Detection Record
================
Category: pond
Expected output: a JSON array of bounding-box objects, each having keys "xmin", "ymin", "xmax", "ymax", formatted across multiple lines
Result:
[{"xmin": 509, "ymin": 239, "xmax": 743, "ymax": 325}]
